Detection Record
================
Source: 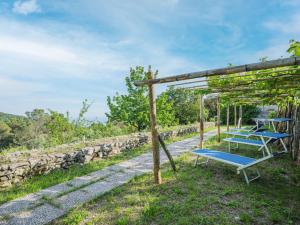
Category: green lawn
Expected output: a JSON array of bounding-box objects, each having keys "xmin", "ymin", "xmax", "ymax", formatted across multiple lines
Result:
[
  {"xmin": 53, "ymin": 134, "xmax": 300, "ymax": 225},
  {"xmin": 0, "ymin": 128, "xmax": 214, "ymax": 205}
]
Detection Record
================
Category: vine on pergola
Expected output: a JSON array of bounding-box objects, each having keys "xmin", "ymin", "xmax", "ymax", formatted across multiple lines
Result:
[{"xmin": 206, "ymin": 65, "xmax": 300, "ymax": 107}]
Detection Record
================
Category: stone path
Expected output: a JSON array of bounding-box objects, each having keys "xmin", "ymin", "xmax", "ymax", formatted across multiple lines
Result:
[{"xmin": 0, "ymin": 130, "xmax": 218, "ymax": 225}]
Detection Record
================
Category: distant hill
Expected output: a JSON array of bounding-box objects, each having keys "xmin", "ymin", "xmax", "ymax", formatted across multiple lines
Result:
[{"xmin": 0, "ymin": 112, "xmax": 24, "ymax": 121}]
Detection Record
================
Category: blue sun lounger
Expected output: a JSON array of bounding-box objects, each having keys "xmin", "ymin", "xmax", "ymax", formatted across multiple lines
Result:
[
  {"xmin": 224, "ymin": 131, "xmax": 290, "ymax": 154},
  {"xmin": 253, "ymin": 117, "xmax": 292, "ymax": 132},
  {"xmin": 193, "ymin": 149, "xmax": 272, "ymax": 185}
]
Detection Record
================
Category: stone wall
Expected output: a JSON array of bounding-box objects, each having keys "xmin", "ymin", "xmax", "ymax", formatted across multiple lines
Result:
[{"xmin": 0, "ymin": 123, "xmax": 214, "ymax": 188}]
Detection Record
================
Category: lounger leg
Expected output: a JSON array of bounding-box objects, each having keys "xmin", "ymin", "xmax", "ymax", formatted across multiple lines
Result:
[
  {"xmin": 194, "ymin": 157, "xmax": 209, "ymax": 167},
  {"xmin": 271, "ymin": 121, "xmax": 276, "ymax": 132},
  {"xmin": 228, "ymin": 142, "xmax": 231, "ymax": 152},
  {"xmin": 242, "ymin": 168, "xmax": 261, "ymax": 185},
  {"xmin": 194, "ymin": 156, "xmax": 199, "ymax": 167},
  {"xmin": 260, "ymin": 136, "xmax": 271, "ymax": 156},
  {"xmin": 242, "ymin": 170, "xmax": 250, "ymax": 185},
  {"xmin": 279, "ymin": 138, "xmax": 288, "ymax": 153}
]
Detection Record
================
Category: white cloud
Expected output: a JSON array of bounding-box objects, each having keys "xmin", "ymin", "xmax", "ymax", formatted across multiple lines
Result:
[
  {"xmin": 264, "ymin": 13, "xmax": 300, "ymax": 35},
  {"xmin": 253, "ymin": 43, "xmax": 289, "ymax": 61},
  {"xmin": 12, "ymin": 0, "xmax": 40, "ymax": 15},
  {"xmin": 0, "ymin": 36, "xmax": 82, "ymax": 64},
  {"xmin": 0, "ymin": 14, "xmax": 201, "ymax": 119},
  {"xmin": 0, "ymin": 75, "xmax": 48, "ymax": 97}
]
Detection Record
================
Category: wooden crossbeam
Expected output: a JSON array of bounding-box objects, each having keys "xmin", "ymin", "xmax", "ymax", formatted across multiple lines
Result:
[
  {"xmin": 134, "ymin": 57, "xmax": 300, "ymax": 86},
  {"xmin": 183, "ymin": 74, "xmax": 300, "ymax": 90},
  {"xmin": 168, "ymin": 68, "xmax": 299, "ymax": 87}
]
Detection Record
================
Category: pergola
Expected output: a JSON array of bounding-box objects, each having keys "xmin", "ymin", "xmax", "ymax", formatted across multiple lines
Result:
[{"xmin": 134, "ymin": 57, "xmax": 300, "ymax": 184}]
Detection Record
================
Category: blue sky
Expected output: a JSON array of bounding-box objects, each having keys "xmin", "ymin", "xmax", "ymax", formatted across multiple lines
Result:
[{"xmin": 0, "ymin": 0, "xmax": 299, "ymax": 121}]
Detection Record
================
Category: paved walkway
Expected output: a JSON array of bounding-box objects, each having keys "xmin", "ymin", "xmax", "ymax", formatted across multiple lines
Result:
[{"xmin": 0, "ymin": 130, "xmax": 217, "ymax": 225}]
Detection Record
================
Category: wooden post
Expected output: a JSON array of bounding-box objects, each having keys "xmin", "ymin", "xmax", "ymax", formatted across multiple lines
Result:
[
  {"xmin": 239, "ymin": 105, "xmax": 243, "ymax": 128},
  {"xmin": 217, "ymin": 96, "xmax": 221, "ymax": 143},
  {"xmin": 226, "ymin": 105, "xmax": 230, "ymax": 131},
  {"xmin": 199, "ymin": 94, "xmax": 204, "ymax": 148},
  {"xmin": 234, "ymin": 104, "xmax": 237, "ymax": 128},
  {"xmin": 147, "ymin": 68, "xmax": 162, "ymax": 184}
]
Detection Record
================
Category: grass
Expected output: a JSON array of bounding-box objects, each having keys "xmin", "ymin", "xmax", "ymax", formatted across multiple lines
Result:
[
  {"xmin": 0, "ymin": 127, "xmax": 215, "ymax": 205},
  {"xmin": 52, "ymin": 132, "xmax": 300, "ymax": 225}
]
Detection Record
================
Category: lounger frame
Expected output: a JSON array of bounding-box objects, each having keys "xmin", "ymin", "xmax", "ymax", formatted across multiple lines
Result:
[{"xmin": 193, "ymin": 150, "xmax": 272, "ymax": 185}]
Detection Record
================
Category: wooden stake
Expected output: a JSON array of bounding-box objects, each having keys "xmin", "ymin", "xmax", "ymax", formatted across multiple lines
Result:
[
  {"xmin": 158, "ymin": 135, "xmax": 176, "ymax": 173},
  {"xmin": 199, "ymin": 94, "xmax": 204, "ymax": 148},
  {"xmin": 226, "ymin": 105, "xmax": 230, "ymax": 131},
  {"xmin": 234, "ymin": 104, "xmax": 237, "ymax": 128},
  {"xmin": 148, "ymin": 68, "xmax": 162, "ymax": 184},
  {"xmin": 217, "ymin": 97, "xmax": 221, "ymax": 143},
  {"xmin": 239, "ymin": 105, "xmax": 243, "ymax": 128}
]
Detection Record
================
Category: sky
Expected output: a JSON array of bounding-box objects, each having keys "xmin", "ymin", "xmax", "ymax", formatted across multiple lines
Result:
[{"xmin": 0, "ymin": 0, "xmax": 300, "ymax": 121}]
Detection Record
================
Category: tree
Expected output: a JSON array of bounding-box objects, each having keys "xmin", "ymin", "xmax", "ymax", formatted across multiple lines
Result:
[
  {"xmin": 0, "ymin": 121, "xmax": 12, "ymax": 148},
  {"xmin": 106, "ymin": 66, "xmax": 149, "ymax": 130},
  {"xmin": 163, "ymin": 87, "xmax": 199, "ymax": 124},
  {"xmin": 157, "ymin": 92, "xmax": 178, "ymax": 127},
  {"xmin": 46, "ymin": 110, "xmax": 75, "ymax": 145},
  {"xmin": 287, "ymin": 39, "xmax": 300, "ymax": 56},
  {"xmin": 77, "ymin": 99, "xmax": 93, "ymax": 127},
  {"xmin": 106, "ymin": 66, "xmax": 179, "ymax": 130}
]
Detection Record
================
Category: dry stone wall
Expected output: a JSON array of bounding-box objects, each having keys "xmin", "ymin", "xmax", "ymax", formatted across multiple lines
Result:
[{"xmin": 0, "ymin": 123, "xmax": 214, "ymax": 187}]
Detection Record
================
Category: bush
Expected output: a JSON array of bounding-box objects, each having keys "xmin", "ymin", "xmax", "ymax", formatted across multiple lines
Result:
[{"xmin": 220, "ymin": 105, "xmax": 261, "ymax": 125}]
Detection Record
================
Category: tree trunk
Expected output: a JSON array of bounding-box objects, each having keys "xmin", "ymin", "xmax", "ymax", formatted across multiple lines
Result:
[{"xmin": 278, "ymin": 102, "xmax": 300, "ymax": 165}]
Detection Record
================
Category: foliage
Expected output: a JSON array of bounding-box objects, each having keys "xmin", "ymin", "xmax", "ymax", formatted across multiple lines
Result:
[
  {"xmin": 156, "ymin": 92, "xmax": 178, "ymax": 127},
  {"xmin": 207, "ymin": 40, "xmax": 300, "ymax": 109},
  {"xmin": 0, "ymin": 102, "xmax": 135, "ymax": 151},
  {"xmin": 106, "ymin": 67, "xmax": 178, "ymax": 130},
  {"xmin": 163, "ymin": 87, "xmax": 200, "ymax": 124},
  {"xmin": 45, "ymin": 110, "xmax": 75, "ymax": 146},
  {"xmin": 287, "ymin": 39, "xmax": 300, "ymax": 57},
  {"xmin": 0, "ymin": 121, "xmax": 12, "ymax": 148},
  {"xmin": 268, "ymin": 110, "xmax": 277, "ymax": 119},
  {"xmin": 106, "ymin": 66, "xmax": 149, "ymax": 130},
  {"xmin": 220, "ymin": 105, "xmax": 260, "ymax": 125}
]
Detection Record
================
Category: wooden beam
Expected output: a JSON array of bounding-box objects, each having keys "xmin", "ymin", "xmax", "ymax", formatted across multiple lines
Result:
[
  {"xmin": 227, "ymin": 105, "xmax": 230, "ymax": 132},
  {"xmin": 134, "ymin": 57, "xmax": 300, "ymax": 86},
  {"xmin": 147, "ymin": 68, "xmax": 162, "ymax": 184},
  {"xmin": 217, "ymin": 96, "xmax": 221, "ymax": 142},
  {"xmin": 234, "ymin": 104, "xmax": 237, "ymax": 128},
  {"xmin": 199, "ymin": 94, "xmax": 204, "ymax": 148}
]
